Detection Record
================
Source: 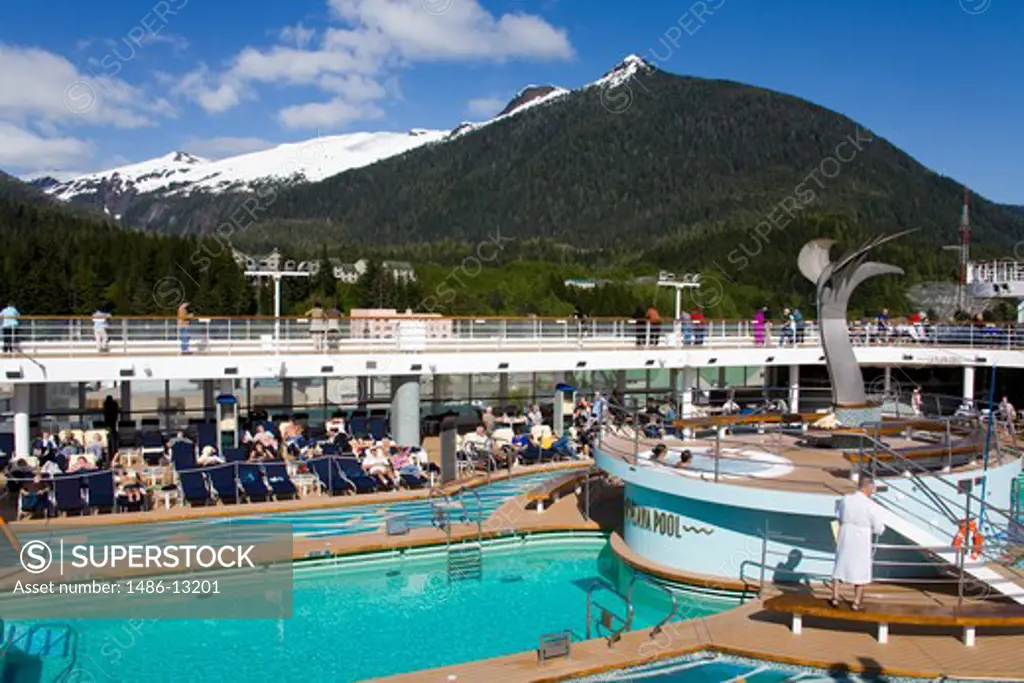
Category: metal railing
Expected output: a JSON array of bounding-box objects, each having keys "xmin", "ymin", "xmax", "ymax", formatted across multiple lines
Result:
[
  {"xmin": 585, "ymin": 580, "xmax": 633, "ymax": 646},
  {"xmin": 1, "ymin": 315, "xmax": 1022, "ymax": 357},
  {"xmin": 748, "ymin": 528, "xmax": 1002, "ymax": 605}
]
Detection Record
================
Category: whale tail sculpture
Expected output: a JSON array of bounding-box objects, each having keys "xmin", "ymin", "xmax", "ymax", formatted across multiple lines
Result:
[{"xmin": 798, "ymin": 230, "xmax": 914, "ymax": 408}]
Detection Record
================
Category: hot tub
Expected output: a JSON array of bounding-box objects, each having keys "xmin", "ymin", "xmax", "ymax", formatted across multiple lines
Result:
[{"xmin": 637, "ymin": 446, "xmax": 794, "ymax": 480}]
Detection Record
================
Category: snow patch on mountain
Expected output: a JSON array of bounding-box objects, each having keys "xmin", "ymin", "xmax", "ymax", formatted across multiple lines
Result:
[
  {"xmin": 40, "ymin": 130, "xmax": 448, "ymax": 201},
  {"xmin": 590, "ymin": 54, "xmax": 654, "ymax": 89},
  {"xmin": 448, "ymin": 85, "xmax": 569, "ymax": 140}
]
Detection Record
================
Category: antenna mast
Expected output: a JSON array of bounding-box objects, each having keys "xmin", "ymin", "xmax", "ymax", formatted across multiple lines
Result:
[{"xmin": 958, "ymin": 188, "xmax": 971, "ymax": 313}]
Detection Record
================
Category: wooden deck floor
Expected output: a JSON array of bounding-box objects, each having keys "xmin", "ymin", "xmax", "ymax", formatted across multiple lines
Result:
[{"xmin": 373, "ymin": 592, "xmax": 1024, "ymax": 683}]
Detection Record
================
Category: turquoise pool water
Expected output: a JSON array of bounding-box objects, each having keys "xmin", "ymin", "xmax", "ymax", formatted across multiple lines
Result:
[
  {"xmin": 5, "ymin": 535, "xmax": 734, "ymax": 683},
  {"xmin": 227, "ymin": 470, "xmax": 567, "ymax": 538},
  {"xmin": 570, "ymin": 652, "xmax": 943, "ymax": 682}
]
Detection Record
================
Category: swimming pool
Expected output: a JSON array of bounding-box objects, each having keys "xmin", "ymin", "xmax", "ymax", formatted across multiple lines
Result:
[
  {"xmin": 226, "ymin": 469, "xmax": 569, "ymax": 538},
  {"xmin": 570, "ymin": 651, "xmax": 956, "ymax": 682},
  {"xmin": 5, "ymin": 535, "xmax": 735, "ymax": 683},
  {"xmin": 637, "ymin": 447, "xmax": 794, "ymax": 480}
]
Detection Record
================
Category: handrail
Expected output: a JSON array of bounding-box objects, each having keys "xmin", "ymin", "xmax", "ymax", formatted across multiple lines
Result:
[
  {"xmin": 458, "ymin": 486, "xmax": 484, "ymax": 542},
  {"xmin": 627, "ymin": 573, "xmax": 678, "ymax": 638},
  {"xmin": 858, "ymin": 427, "xmax": 1018, "ymax": 530},
  {"xmin": 584, "ymin": 581, "xmax": 632, "ymax": 646}
]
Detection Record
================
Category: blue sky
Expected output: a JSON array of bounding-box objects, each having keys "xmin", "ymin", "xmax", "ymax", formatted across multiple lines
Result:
[{"xmin": 1, "ymin": 0, "xmax": 1022, "ymax": 204}]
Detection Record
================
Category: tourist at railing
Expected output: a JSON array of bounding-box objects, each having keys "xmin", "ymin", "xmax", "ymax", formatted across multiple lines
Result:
[
  {"xmin": 306, "ymin": 301, "xmax": 326, "ymax": 352},
  {"xmin": 753, "ymin": 307, "xmax": 766, "ymax": 346},
  {"xmin": 794, "ymin": 308, "xmax": 806, "ymax": 344},
  {"xmin": 0, "ymin": 302, "xmax": 19, "ymax": 355},
  {"xmin": 177, "ymin": 301, "xmax": 194, "ymax": 354},
  {"xmin": 645, "ymin": 305, "xmax": 662, "ymax": 346},
  {"xmin": 93, "ymin": 307, "xmax": 111, "ymax": 352},
  {"xmin": 781, "ymin": 308, "xmax": 797, "ymax": 347}
]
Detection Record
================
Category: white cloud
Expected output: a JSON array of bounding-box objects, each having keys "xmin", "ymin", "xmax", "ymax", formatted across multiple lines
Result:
[
  {"xmin": 466, "ymin": 97, "xmax": 505, "ymax": 118},
  {"xmin": 0, "ymin": 122, "xmax": 94, "ymax": 170},
  {"xmin": 278, "ymin": 99, "xmax": 384, "ymax": 129},
  {"xmin": 280, "ymin": 23, "xmax": 316, "ymax": 49},
  {"xmin": 172, "ymin": 0, "xmax": 573, "ymax": 129},
  {"xmin": 0, "ymin": 44, "xmax": 172, "ymax": 129},
  {"xmin": 179, "ymin": 135, "xmax": 277, "ymax": 158}
]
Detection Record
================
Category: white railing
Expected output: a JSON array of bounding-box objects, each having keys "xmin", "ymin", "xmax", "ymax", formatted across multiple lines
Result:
[
  {"xmin": 967, "ymin": 260, "xmax": 1024, "ymax": 284},
  {"xmin": 0, "ymin": 316, "xmax": 1020, "ymax": 357}
]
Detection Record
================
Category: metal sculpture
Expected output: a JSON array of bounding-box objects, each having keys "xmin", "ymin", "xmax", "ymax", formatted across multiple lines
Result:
[{"xmin": 798, "ymin": 231, "xmax": 913, "ymax": 407}]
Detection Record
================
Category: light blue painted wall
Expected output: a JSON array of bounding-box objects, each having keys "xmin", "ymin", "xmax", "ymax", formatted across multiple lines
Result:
[{"xmin": 598, "ymin": 449, "xmax": 1022, "ymax": 583}]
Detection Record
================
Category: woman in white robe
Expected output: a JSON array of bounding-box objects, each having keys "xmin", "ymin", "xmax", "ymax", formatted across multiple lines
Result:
[{"xmin": 830, "ymin": 475, "xmax": 885, "ymax": 610}]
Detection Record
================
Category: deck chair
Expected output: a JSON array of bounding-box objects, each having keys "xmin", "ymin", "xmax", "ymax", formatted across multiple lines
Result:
[
  {"xmin": 53, "ymin": 475, "xmax": 87, "ymax": 516},
  {"xmin": 171, "ymin": 441, "xmax": 196, "ymax": 470},
  {"xmin": 206, "ymin": 465, "xmax": 241, "ymax": 504},
  {"xmin": 196, "ymin": 423, "xmax": 217, "ymax": 450},
  {"xmin": 140, "ymin": 430, "xmax": 165, "ymax": 465},
  {"xmin": 308, "ymin": 457, "xmax": 353, "ymax": 495},
  {"xmin": 337, "ymin": 457, "xmax": 379, "ymax": 493},
  {"xmin": 86, "ymin": 470, "xmax": 117, "ymax": 513},
  {"xmin": 263, "ymin": 462, "xmax": 298, "ymax": 500},
  {"xmin": 223, "ymin": 447, "xmax": 247, "ymax": 463},
  {"xmin": 178, "ymin": 469, "xmax": 213, "ymax": 506},
  {"xmin": 237, "ymin": 463, "xmax": 272, "ymax": 502}
]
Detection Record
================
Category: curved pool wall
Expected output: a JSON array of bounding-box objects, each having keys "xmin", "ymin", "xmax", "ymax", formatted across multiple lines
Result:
[{"xmin": 597, "ymin": 448, "xmax": 1021, "ymax": 584}]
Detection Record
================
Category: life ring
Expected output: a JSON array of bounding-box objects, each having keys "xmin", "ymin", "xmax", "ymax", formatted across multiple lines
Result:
[{"xmin": 952, "ymin": 520, "xmax": 983, "ymax": 559}]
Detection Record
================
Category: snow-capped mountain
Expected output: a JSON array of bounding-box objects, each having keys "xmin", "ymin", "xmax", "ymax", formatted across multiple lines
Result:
[
  {"xmin": 38, "ymin": 131, "xmax": 448, "ymax": 203},
  {"xmin": 31, "ymin": 56, "xmax": 648, "ymax": 217}
]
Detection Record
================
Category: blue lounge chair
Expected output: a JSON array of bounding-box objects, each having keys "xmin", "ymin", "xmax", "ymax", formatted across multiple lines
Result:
[
  {"xmin": 206, "ymin": 466, "xmax": 241, "ymax": 504},
  {"xmin": 367, "ymin": 415, "xmax": 389, "ymax": 441},
  {"xmin": 86, "ymin": 470, "xmax": 117, "ymax": 512},
  {"xmin": 223, "ymin": 447, "xmax": 247, "ymax": 463},
  {"xmin": 178, "ymin": 470, "xmax": 213, "ymax": 506},
  {"xmin": 348, "ymin": 416, "xmax": 369, "ymax": 439},
  {"xmin": 308, "ymin": 457, "xmax": 352, "ymax": 495},
  {"xmin": 321, "ymin": 443, "xmax": 340, "ymax": 456},
  {"xmin": 171, "ymin": 441, "xmax": 196, "ymax": 470},
  {"xmin": 237, "ymin": 463, "xmax": 271, "ymax": 502},
  {"xmin": 337, "ymin": 457, "xmax": 379, "ymax": 493},
  {"xmin": 399, "ymin": 468, "xmax": 429, "ymax": 489},
  {"xmin": 196, "ymin": 423, "xmax": 217, "ymax": 450},
  {"xmin": 53, "ymin": 475, "xmax": 86, "ymax": 516},
  {"xmin": 263, "ymin": 462, "xmax": 297, "ymax": 500},
  {"xmin": 140, "ymin": 430, "xmax": 164, "ymax": 462}
]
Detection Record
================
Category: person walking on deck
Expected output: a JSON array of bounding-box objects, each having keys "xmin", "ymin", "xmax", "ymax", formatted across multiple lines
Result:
[{"xmin": 830, "ymin": 475, "xmax": 885, "ymax": 611}]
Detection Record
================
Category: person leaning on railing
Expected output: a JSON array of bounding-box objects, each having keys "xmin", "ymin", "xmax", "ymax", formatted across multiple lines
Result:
[
  {"xmin": 177, "ymin": 301, "xmax": 194, "ymax": 354},
  {"xmin": 306, "ymin": 301, "xmax": 326, "ymax": 352},
  {"xmin": 0, "ymin": 302, "xmax": 19, "ymax": 354}
]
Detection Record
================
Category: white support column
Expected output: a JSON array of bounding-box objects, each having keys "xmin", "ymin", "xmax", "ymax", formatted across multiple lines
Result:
[
  {"xmin": 963, "ymin": 365, "xmax": 976, "ymax": 409},
  {"xmin": 13, "ymin": 384, "xmax": 30, "ymax": 457},
  {"xmin": 77, "ymin": 382, "xmax": 87, "ymax": 426},
  {"xmin": 788, "ymin": 364, "xmax": 800, "ymax": 414},
  {"xmin": 883, "ymin": 366, "xmax": 892, "ymax": 396},
  {"xmin": 680, "ymin": 368, "xmax": 695, "ymax": 418},
  {"xmin": 963, "ymin": 626, "xmax": 976, "ymax": 647},
  {"xmin": 1017, "ymin": 300, "xmax": 1024, "ymax": 325},
  {"xmin": 877, "ymin": 622, "xmax": 889, "ymax": 644},
  {"xmin": 791, "ymin": 613, "xmax": 802, "ymax": 635},
  {"xmin": 390, "ymin": 375, "xmax": 421, "ymax": 447}
]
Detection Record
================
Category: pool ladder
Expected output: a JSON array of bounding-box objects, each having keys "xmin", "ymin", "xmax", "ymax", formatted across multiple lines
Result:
[
  {"xmin": 434, "ymin": 487, "xmax": 484, "ymax": 581},
  {"xmin": 585, "ymin": 574, "xmax": 678, "ymax": 647}
]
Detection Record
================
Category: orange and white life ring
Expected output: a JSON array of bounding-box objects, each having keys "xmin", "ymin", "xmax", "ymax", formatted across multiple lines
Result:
[{"xmin": 952, "ymin": 519, "xmax": 983, "ymax": 560}]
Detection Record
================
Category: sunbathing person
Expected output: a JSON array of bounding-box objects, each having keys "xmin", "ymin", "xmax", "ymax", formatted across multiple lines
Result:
[
  {"xmin": 248, "ymin": 442, "xmax": 273, "ymax": 463},
  {"xmin": 19, "ymin": 473, "xmax": 50, "ymax": 520},
  {"xmin": 197, "ymin": 445, "xmax": 225, "ymax": 466},
  {"xmin": 68, "ymin": 454, "xmax": 98, "ymax": 473},
  {"xmin": 675, "ymin": 449, "xmax": 693, "ymax": 469},
  {"xmin": 115, "ymin": 469, "xmax": 146, "ymax": 506},
  {"xmin": 362, "ymin": 447, "xmax": 395, "ymax": 489}
]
